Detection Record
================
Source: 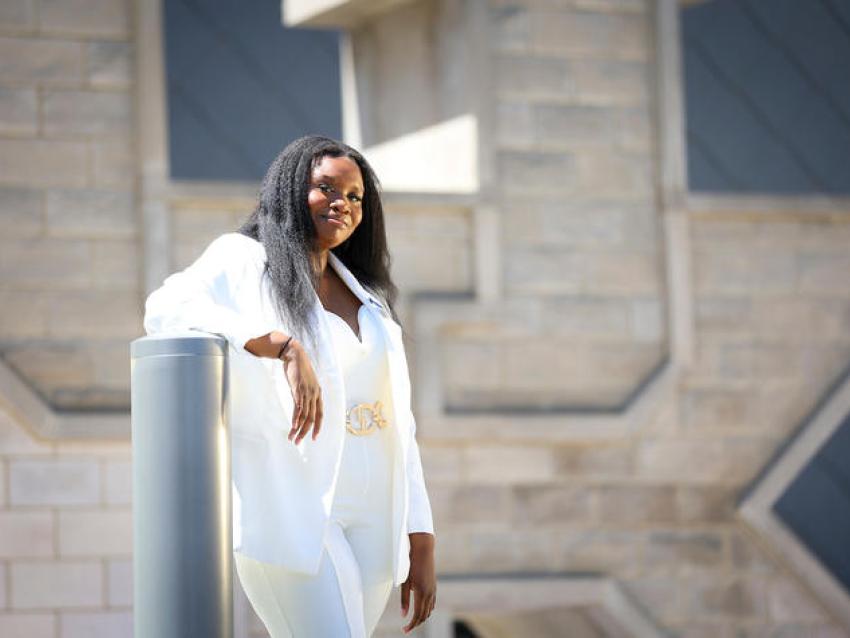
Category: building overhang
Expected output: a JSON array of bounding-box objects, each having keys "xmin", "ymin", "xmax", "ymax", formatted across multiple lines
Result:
[{"xmin": 282, "ymin": 0, "xmax": 416, "ymax": 28}]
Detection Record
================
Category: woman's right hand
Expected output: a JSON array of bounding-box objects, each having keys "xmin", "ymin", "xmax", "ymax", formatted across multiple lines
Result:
[{"xmin": 279, "ymin": 340, "xmax": 324, "ymax": 444}]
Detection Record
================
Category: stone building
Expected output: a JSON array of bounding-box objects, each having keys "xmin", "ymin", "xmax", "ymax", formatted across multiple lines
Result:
[{"xmin": 0, "ymin": 0, "xmax": 848, "ymax": 636}]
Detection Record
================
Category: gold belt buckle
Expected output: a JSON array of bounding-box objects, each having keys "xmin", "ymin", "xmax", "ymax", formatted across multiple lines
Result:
[{"xmin": 345, "ymin": 400, "xmax": 389, "ymax": 436}]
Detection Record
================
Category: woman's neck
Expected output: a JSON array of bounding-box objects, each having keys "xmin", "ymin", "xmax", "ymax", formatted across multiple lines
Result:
[{"xmin": 311, "ymin": 248, "xmax": 330, "ymax": 276}]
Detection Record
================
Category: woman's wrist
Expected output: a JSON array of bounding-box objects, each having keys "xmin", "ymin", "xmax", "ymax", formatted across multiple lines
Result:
[
  {"xmin": 244, "ymin": 331, "xmax": 300, "ymax": 360},
  {"xmin": 279, "ymin": 337, "xmax": 302, "ymax": 364},
  {"xmin": 277, "ymin": 335, "xmax": 293, "ymax": 360}
]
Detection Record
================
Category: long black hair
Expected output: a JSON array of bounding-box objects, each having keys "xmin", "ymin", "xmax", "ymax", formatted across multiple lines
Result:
[{"xmin": 238, "ymin": 135, "xmax": 399, "ymax": 352}]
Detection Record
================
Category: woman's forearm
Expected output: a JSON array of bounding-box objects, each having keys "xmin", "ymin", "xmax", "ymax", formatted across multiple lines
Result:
[
  {"xmin": 244, "ymin": 331, "xmax": 301, "ymax": 361},
  {"xmin": 409, "ymin": 532, "xmax": 435, "ymax": 553}
]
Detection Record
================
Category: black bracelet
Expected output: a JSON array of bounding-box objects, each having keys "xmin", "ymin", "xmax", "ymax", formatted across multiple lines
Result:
[{"xmin": 277, "ymin": 336, "xmax": 293, "ymax": 360}]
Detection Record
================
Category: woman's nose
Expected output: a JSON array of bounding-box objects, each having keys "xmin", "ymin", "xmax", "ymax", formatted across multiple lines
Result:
[{"xmin": 330, "ymin": 193, "xmax": 349, "ymax": 212}]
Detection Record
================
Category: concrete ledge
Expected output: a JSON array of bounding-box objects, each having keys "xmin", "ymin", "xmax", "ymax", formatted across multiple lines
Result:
[
  {"xmin": 410, "ymin": 295, "xmax": 677, "ymax": 441},
  {"xmin": 363, "ymin": 114, "xmax": 479, "ymax": 195},
  {"xmin": 282, "ymin": 0, "xmax": 416, "ymax": 28},
  {"xmin": 0, "ymin": 357, "xmax": 129, "ymax": 441}
]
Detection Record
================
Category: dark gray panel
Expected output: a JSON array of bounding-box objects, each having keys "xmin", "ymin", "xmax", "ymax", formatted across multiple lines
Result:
[
  {"xmin": 681, "ymin": 0, "xmax": 850, "ymax": 194},
  {"xmin": 827, "ymin": 0, "xmax": 850, "ymax": 26},
  {"xmin": 818, "ymin": 413, "xmax": 850, "ymax": 491},
  {"xmin": 748, "ymin": 0, "xmax": 850, "ymax": 119},
  {"xmin": 774, "ymin": 417, "xmax": 850, "ymax": 595},
  {"xmin": 164, "ymin": 0, "xmax": 342, "ymax": 181},
  {"xmin": 682, "ymin": 41, "xmax": 815, "ymax": 192}
]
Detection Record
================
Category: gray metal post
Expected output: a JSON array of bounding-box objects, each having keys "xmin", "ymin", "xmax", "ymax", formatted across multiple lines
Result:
[{"xmin": 131, "ymin": 332, "xmax": 232, "ymax": 638}]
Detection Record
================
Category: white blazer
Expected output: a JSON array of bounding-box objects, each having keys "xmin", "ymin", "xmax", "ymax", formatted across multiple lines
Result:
[{"xmin": 143, "ymin": 232, "xmax": 434, "ymax": 586}]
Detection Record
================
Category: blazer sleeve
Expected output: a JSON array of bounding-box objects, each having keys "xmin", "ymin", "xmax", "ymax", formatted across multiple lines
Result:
[
  {"xmin": 406, "ymin": 410, "xmax": 435, "ymax": 535},
  {"xmin": 143, "ymin": 233, "xmax": 272, "ymax": 353}
]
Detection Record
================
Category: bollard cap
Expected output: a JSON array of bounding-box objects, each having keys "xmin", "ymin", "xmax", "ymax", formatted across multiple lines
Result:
[{"xmin": 131, "ymin": 332, "xmax": 228, "ymax": 359}]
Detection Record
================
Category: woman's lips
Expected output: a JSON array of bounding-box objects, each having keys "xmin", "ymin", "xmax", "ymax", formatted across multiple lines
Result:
[{"xmin": 322, "ymin": 216, "xmax": 346, "ymax": 227}]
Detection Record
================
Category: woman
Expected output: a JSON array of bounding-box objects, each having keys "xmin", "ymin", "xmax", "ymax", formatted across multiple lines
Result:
[{"xmin": 144, "ymin": 135, "xmax": 437, "ymax": 637}]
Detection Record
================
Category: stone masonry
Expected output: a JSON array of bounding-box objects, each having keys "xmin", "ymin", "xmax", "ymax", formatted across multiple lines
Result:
[
  {"xmin": 0, "ymin": 0, "xmax": 138, "ymax": 411},
  {"xmin": 0, "ymin": 0, "xmax": 848, "ymax": 637}
]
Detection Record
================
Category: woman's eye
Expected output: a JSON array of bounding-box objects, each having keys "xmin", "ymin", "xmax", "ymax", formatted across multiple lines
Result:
[
  {"xmin": 349, "ymin": 194, "xmax": 361, "ymax": 203},
  {"xmin": 318, "ymin": 184, "xmax": 332, "ymax": 193}
]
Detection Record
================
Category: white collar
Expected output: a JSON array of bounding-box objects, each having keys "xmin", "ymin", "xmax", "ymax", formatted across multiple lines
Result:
[{"xmin": 327, "ymin": 251, "xmax": 389, "ymax": 317}]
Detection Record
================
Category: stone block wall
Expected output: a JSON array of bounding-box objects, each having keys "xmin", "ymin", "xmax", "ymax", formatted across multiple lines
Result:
[
  {"xmin": 0, "ymin": 2, "xmax": 137, "ymax": 634},
  {"xmin": 0, "ymin": 0, "xmax": 849, "ymax": 636},
  {"xmin": 0, "ymin": 0, "xmax": 138, "ymax": 411},
  {"xmin": 0, "ymin": 405, "xmax": 133, "ymax": 637},
  {"xmin": 419, "ymin": 0, "xmax": 850, "ymax": 636},
  {"xmin": 441, "ymin": 0, "xmax": 668, "ymax": 412}
]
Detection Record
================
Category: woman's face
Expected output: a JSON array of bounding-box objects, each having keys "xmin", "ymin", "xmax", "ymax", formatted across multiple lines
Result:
[{"xmin": 307, "ymin": 154, "xmax": 365, "ymax": 252}]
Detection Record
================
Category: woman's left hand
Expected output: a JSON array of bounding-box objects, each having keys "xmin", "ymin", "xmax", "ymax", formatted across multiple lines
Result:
[{"xmin": 401, "ymin": 532, "xmax": 436, "ymax": 634}]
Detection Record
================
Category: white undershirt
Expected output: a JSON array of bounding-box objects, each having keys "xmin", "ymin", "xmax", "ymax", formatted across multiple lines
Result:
[
  {"xmin": 326, "ymin": 303, "xmax": 395, "ymax": 515},
  {"xmin": 324, "ymin": 304, "xmax": 392, "ymax": 412}
]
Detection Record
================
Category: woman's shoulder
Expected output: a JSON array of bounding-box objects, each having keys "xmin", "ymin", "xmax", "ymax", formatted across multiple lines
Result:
[
  {"xmin": 202, "ymin": 232, "xmax": 266, "ymax": 265},
  {"xmin": 182, "ymin": 233, "xmax": 267, "ymax": 287},
  {"xmin": 208, "ymin": 231, "xmax": 264, "ymax": 252}
]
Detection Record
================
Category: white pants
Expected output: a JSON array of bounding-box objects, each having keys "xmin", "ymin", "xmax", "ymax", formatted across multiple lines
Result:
[{"xmin": 234, "ymin": 424, "xmax": 396, "ymax": 637}]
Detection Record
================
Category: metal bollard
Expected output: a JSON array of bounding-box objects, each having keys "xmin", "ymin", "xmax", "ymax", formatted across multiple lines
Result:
[{"xmin": 131, "ymin": 332, "xmax": 232, "ymax": 638}]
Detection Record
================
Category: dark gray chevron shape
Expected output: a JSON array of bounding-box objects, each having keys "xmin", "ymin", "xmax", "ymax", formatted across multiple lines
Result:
[{"xmin": 775, "ymin": 412, "xmax": 850, "ymax": 595}]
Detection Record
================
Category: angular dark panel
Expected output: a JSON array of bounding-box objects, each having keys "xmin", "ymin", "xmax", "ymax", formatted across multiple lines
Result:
[
  {"xmin": 774, "ymin": 415, "xmax": 850, "ymax": 595},
  {"xmin": 817, "ymin": 413, "xmax": 850, "ymax": 494},
  {"xmin": 163, "ymin": 0, "xmax": 342, "ymax": 181},
  {"xmin": 681, "ymin": 0, "xmax": 850, "ymax": 194}
]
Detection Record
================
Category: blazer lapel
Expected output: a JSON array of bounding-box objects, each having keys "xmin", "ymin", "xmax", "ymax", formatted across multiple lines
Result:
[
  {"xmin": 327, "ymin": 252, "xmax": 390, "ymax": 318},
  {"xmin": 326, "ymin": 252, "xmax": 415, "ymax": 581},
  {"xmin": 327, "ymin": 252, "xmax": 413, "ymax": 444}
]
